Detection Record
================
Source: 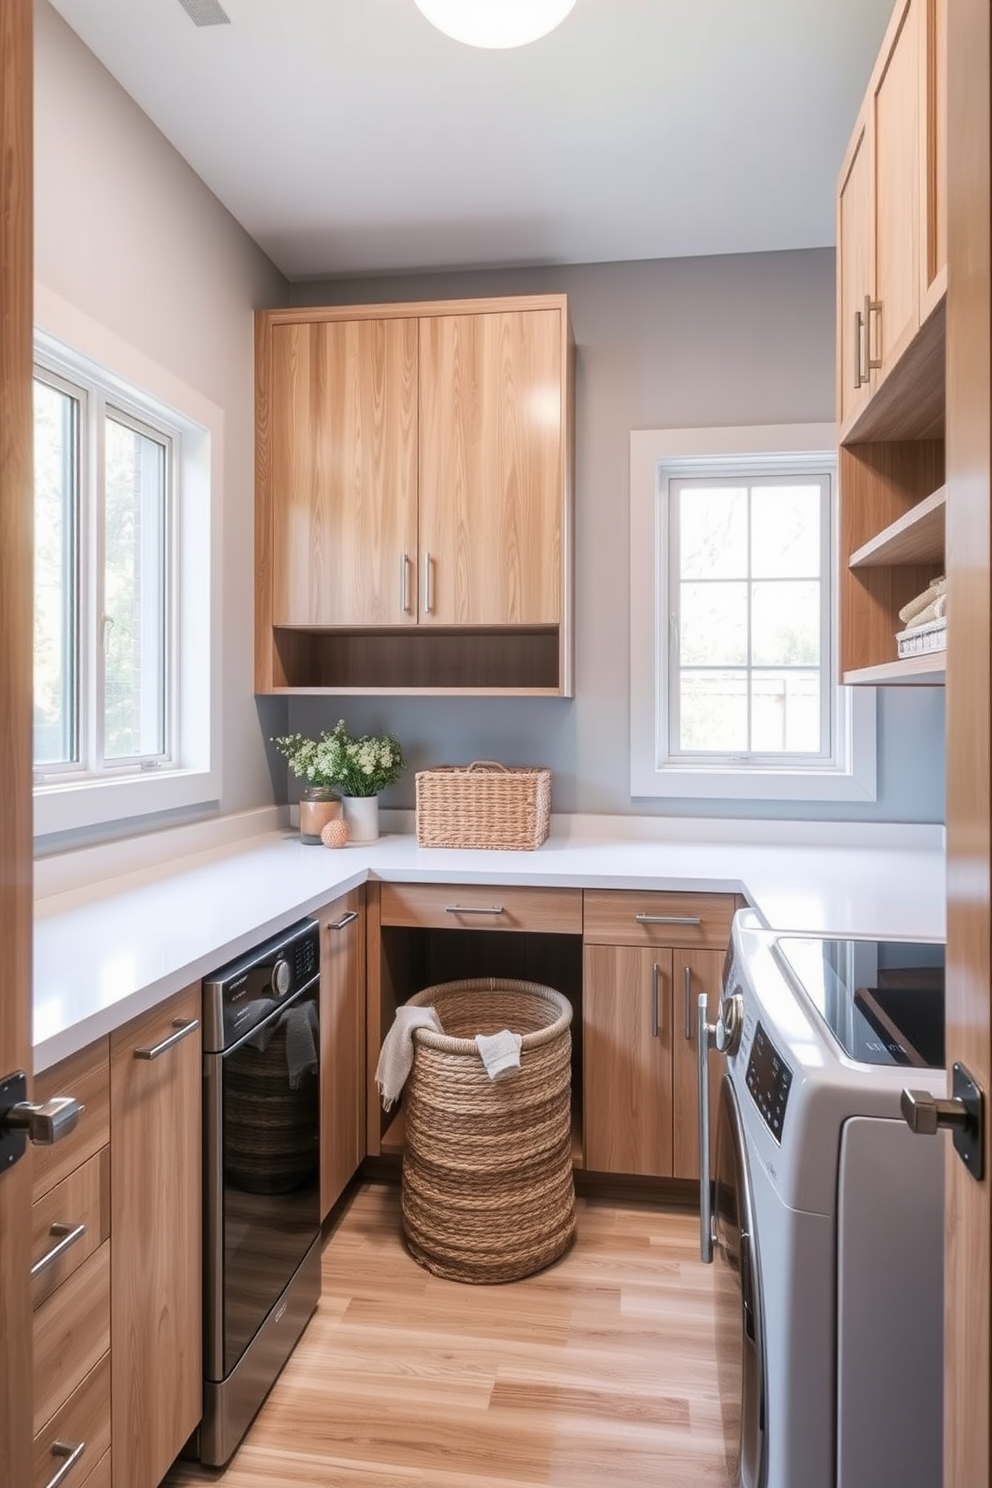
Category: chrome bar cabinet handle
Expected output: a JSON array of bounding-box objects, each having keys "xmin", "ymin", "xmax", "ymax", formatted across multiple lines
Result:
[
  {"xmin": 400, "ymin": 552, "xmax": 411, "ymax": 614},
  {"xmin": 422, "ymin": 551, "xmax": 433, "ymax": 614},
  {"xmin": 865, "ymin": 292, "xmax": 882, "ymax": 373},
  {"xmin": 683, "ymin": 965, "xmax": 693, "ymax": 1041},
  {"xmin": 444, "ymin": 903, "xmax": 504, "ymax": 916},
  {"xmin": 854, "ymin": 306, "xmax": 865, "ymax": 387},
  {"xmin": 698, "ymin": 993, "xmax": 718, "ymax": 1264},
  {"xmin": 31, "ymin": 1220, "xmax": 87, "ymax": 1278},
  {"xmin": 134, "ymin": 1017, "xmax": 199, "ymax": 1061},
  {"xmin": 44, "ymin": 1440, "xmax": 87, "ymax": 1488},
  {"xmin": 328, "ymin": 910, "xmax": 359, "ymax": 931},
  {"xmin": 651, "ymin": 963, "xmax": 660, "ymax": 1038},
  {"xmin": 634, "ymin": 913, "xmax": 701, "ymax": 927}
]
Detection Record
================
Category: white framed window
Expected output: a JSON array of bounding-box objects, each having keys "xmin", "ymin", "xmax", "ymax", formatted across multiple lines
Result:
[
  {"xmin": 32, "ymin": 292, "xmax": 222, "ymax": 838},
  {"xmin": 630, "ymin": 424, "xmax": 876, "ymax": 802}
]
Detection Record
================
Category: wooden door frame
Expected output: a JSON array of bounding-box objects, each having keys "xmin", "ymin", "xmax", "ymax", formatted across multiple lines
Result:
[
  {"xmin": 943, "ymin": 0, "xmax": 991, "ymax": 1482},
  {"xmin": 0, "ymin": 1, "xmax": 35, "ymax": 1484}
]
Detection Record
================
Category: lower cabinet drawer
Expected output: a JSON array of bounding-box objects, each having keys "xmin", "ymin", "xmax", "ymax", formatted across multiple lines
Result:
[
  {"xmin": 33, "ymin": 1353, "xmax": 111, "ymax": 1488},
  {"xmin": 33, "ymin": 1242, "xmax": 110, "ymax": 1436},
  {"xmin": 583, "ymin": 889, "xmax": 736, "ymax": 949},
  {"xmin": 380, "ymin": 882, "xmax": 583, "ymax": 933},
  {"xmin": 31, "ymin": 1148, "xmax": 110, "ymax": 1311}
]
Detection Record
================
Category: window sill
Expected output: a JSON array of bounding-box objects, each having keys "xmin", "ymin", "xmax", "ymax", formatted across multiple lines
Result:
[{"xmin": 34, "ymin": 766, "xmax": 221, "ymax": 838}]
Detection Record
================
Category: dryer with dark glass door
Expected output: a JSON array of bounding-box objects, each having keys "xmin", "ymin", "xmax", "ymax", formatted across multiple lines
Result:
[{"xmin": 198, "ymin": 917, "xmax": 322, "ymax": 1468}]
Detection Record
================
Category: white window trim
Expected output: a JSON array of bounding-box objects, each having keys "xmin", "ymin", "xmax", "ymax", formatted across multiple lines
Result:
[
  {"xmin": 629, "ymin": 423, "xmax": 877, "ymax": 802},
  {"xmin": 33, "ymin": 285, "xmax": 223, "ymax": 837}
]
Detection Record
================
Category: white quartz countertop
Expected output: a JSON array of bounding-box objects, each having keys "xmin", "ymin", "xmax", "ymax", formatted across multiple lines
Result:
[{"xmin": 34, "ymin": 819, "xmax": 946, "ymax": 1072}]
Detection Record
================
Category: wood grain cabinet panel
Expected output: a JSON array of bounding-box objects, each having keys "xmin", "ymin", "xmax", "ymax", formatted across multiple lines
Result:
[
  {"xmin": 872, "ymin": 0, "xmax": 922, "ymax": 381},
  {"xmin": 33, "ymin": 1243, "xmax": 110, "ymax": 1437},
  {"xmin": 32, "ymin": 1353, "xmax": 111, "ymax": 1488},
  {"xmin": 270, "ymin": 316, "xmax": 419, "ymax": 628},
  {"xmin": 380, "ymin": 882, "xmax": 582, "ymax": 935},
  {"xmin": 837, "ymin": 103, "xmax": 874, "ymax": 432},
  {"xmin": 583, "ymin": 890, "xmax": 735, "ymax": 950},
  {"xmin": 583, "ymin": 945, "xmax": 674, "ymax": 1178},
  {"xmin": 110, "ymin": 984, "xmax": 201, "ymax": 1488},
  {"xmin": 319, "ymin": 887, "xmax": 367, "ymax": 1218},
  {"xmin": 31, "ymin": 1040, "xmax": 110, "ymax": 1203},
  {"xmin": 31, "ymin": 1148, "xmax": 110, "ymax": 1311},
  {"xmin": 419, "ymin": 307, "xmax": 564, "ymax": 627}
]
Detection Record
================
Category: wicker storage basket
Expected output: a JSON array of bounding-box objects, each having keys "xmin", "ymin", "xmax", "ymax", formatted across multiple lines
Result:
[
  {"xmin": 400, "ymin": 977, "xmax": 575, "ymax": 1283},
  {"xmin": 415, "ymin": 761, "xmax": 551, "ymax": 850}
]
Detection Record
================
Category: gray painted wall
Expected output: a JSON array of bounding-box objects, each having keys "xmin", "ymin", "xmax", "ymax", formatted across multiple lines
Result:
[
  {"xmin": 34, "ymin": 1, "xmax": 290, "ymax": 846},
  {"xmin": 287, "ymin": 258, "xmax": 946, "ymax": 824}
]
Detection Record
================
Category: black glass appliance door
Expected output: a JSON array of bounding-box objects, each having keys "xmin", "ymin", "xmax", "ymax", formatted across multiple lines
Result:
[{"xmin": 216, "ymin": 979, "xmax": 320, "ymax": 1377}]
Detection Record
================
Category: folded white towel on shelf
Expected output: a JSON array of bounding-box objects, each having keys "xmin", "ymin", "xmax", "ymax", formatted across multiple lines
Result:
[
  {"xmin": 904, "ymin": 592, "xmax": 947, "ymax": 629},
  {"xmin": 375, "ymin": 1005, "xmax": 443, "ymax": 1111},
  {"xmin": 475, "ymin": 1029, "xmax": 523, "ymax": 1080},
  {"xmin": 899, "ymin": 576, "xmax": 946, "ymax": 626}
]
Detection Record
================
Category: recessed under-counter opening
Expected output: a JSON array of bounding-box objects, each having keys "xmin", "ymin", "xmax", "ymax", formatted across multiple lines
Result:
[
  {"xmin": 270, "ymin": 625, "xmax": 566, "ymax": 694},
  {"xmin": 376, "ymin": 926, "xmax": 584, "ymax": 1165}
]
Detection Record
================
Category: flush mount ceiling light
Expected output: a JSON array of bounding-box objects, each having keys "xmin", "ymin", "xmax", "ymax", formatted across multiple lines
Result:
[{"xmin": 413, "ymin": 0, "xmax": 577, "ymax": 50}]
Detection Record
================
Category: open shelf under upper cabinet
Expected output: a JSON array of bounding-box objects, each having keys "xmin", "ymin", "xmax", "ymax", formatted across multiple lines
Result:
[{"xmin": 848, "ymin": 485, "xmax": 946, "ymax": 567}]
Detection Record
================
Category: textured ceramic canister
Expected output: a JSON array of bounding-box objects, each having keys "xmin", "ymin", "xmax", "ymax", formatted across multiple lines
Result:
[{"xmin": 299, "ymin": 786, "xmax": 340, "ymax": 844}]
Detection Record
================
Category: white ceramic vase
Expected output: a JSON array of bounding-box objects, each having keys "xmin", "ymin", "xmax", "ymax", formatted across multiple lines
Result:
[{"xmin": 340, "ymin": 794, "xmax": 379, "ymax": 843}]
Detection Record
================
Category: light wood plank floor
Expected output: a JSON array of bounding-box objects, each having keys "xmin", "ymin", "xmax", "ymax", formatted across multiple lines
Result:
[{"xmin": 165, "ymin": 1181, "xmax": 726, "ymax": 1487}]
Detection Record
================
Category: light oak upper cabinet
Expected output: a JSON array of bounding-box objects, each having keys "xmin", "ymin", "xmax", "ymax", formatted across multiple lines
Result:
[
  {"xmin": 255, "ymin": 295, "xmax": 574, "ymax": 696},
  {"xmin": 318, "ymin": 887, "xmax": 367, "ymax": 1219},
  {"xmin": 419, "ymin": 308, "xmax": 564, "ymax": 627},
  {"xmin": 110, "ymin": 985, "xmax": 201, "ymax": 1488},
  {"xmin": 836, "ymin": 0, "xmax": 946, "ymax": 443},
  {"xmin": 269, "ymin": 316, "xmax": 419, "ymax": 629}
]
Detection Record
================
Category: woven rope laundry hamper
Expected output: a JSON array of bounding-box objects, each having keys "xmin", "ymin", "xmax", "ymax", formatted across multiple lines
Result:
[{"xmin": 400, "ymin": 977, "xmax": 576, "ymax": 1284}]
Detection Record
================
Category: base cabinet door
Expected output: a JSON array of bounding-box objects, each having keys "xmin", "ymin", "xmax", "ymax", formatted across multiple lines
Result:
[
  {"xmin": 583, "ymin": 945, "xmax": 674, "ymax": 1177},
  {"xmin": 319, "ymin": 887, "xmax": 367, "ymax": 1218},
  {"xmin": 110, "ymin": 984, "xmax": 202, "ymax": 1488},
  {"xmin": 671, "ymin": 949, "xmax": 725, "ymax": 1181}
]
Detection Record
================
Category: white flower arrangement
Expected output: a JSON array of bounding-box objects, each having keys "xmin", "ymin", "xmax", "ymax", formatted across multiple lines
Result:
[{"xmin": 273, "ymin": 720, "xmax": 405, "ymax": 797}]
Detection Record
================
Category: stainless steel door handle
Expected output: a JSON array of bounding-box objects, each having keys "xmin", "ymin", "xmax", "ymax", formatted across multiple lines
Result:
[
  {"xmin": 31, "ymin": 1220, "xmax": 87, "ymax": 1278},
  {"xmin": 698, "ymin": 993, "xmax": 718, "ymax": 1263},
  {"xmin": 651, "ymin": 963, "xmax": 660, "ymax": 1038},
  {"xmin": 635, "ymin": 913, "xmax": 701, "ymax": 926},
  {"xmin": 400, "ymin": 552, "xmax": 411, "ymax": 614},
  {"xmin": 328, "ymin": 910, "xmax": 359, "ymax": 931},
  {"xmin": 902, "ymin": 1063, "xmax": 985, "ymax": 1180},
  {"xmin": 44, "ymin": 1440, "xmax": 87, "ymax": 1488},
  {"xmin": 422, "ymin": 551, "xmax": 434, "ymax": 614},
  {"xmin": 134, "ymin": 1017, "xmax": 199, "ymax": 1061},
  {"xmin": 444, "ymin": 904, "xmax": 504, "ymax": 916},
  {"xmin": 683, "ymin": 965, "xmax": 693, "ymax": 1041},
  {"xmin": 2, "ymin": 1095, "xmax": 82, "ymax": 1146},
  {"xmin": 865, "ymin": 293, "xmax": 882, "ymax": 373}
]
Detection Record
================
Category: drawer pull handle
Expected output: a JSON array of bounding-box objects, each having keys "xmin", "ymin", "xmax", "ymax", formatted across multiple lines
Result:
[
  {"xmin": 31, "ymin": 1221, "xmax": 87, "ymax": 1278},
  {"xmin": 652, "ymin": 963, "xmax": 661, "ymax": 1038},
  {"xmin": 329, "ymin": 910, "xmax": 359, "ymax": 931},
  {"xmin": 634, "ymin": 913, "xmax": 702, "ymax": 926},
  {"xmin": 134, "ymin": 1017, "xmax": 199, "ymax": 1061},
  {"xmin": 683, "ymin": 965, "xmax": 694, "ymax": 1042},
  {"xmin": 45, "ymin": 1440, "xmax": 86, "ymax": 1488},
  {"xmin": 444, "ymin": 904, "xmax": 505, "ymax": 916}
]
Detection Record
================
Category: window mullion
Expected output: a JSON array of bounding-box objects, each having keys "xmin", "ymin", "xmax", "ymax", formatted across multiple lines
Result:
[{"xmin": 92, "ymin": 390, "xmax": 107, "ymax": 773}]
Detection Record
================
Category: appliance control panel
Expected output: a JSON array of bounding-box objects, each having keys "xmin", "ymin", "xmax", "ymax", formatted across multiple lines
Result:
[{"xmin": 745, "ymin": 1020, "xmax": 793, "ymax": 1143}]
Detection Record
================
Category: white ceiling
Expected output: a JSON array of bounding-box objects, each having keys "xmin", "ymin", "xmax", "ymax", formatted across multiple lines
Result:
[{"xmin": 47, "ymin": 0, "xmax": 895, "ymax": 282}]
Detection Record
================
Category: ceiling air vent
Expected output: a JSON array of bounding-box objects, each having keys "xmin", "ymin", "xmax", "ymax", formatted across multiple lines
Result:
[{"xmin": 177, "ymin": 0, "xmax": 231, "ymax": 26}]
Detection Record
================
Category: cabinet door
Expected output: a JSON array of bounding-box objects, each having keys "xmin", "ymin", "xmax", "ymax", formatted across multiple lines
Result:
[
  {"xmin": 871, "ymin": 0, "xmax": 921, "ymax": 380},
  {"xmin": 318, "ymin": 888, "xmax": 366, "ymax": 1218},
  {"xmin": 671, "ymin": 949, "xmax": 725, "ymax": 1181},
  {"xmin": 837, "ymin": 104, "xmax": 873, "ymax": 431},
  {"xmin": 583, "ymin": 945, "xmax": 673, "ymax": 1177},
  {"xmin": 419, "ymin": 308, "xmax": 563, "ymax": 626},
  {"xmin": 270, "ymin": 316, "xmax": 419, "ymax": 626},
  {"xmin": 920, "ymin": 0, "xmax": 947, "ymax": 315},
  {"xmin": 110, "ymin": 985, "xmax": 201, "ymax": 1488}
]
